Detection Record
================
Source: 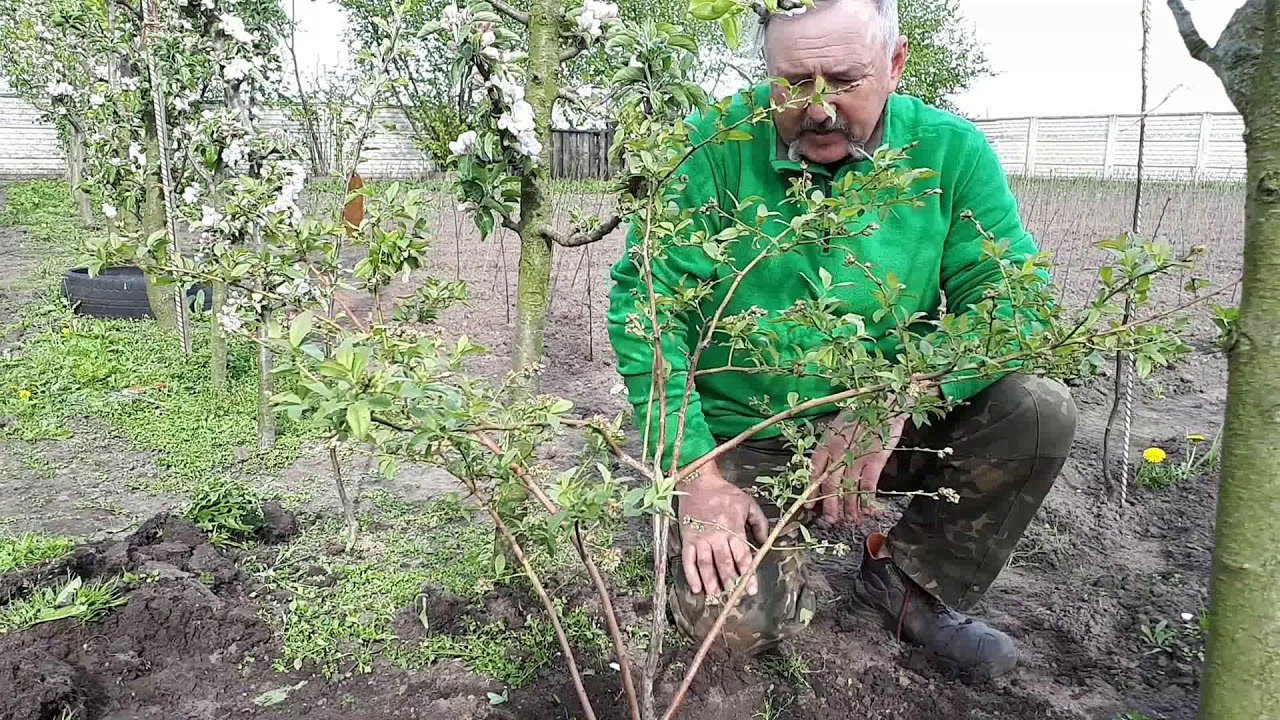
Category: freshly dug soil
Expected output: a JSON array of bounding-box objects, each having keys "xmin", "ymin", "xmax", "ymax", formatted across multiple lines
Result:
[{"xmin": 0, "ymin": 351, "xmax": 1225, "ymax": 720}]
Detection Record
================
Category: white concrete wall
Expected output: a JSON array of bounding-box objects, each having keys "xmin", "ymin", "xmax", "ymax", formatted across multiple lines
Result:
[{"xmin": 0, "ymin": 93, "xmax": 1247, "ymax": 182}]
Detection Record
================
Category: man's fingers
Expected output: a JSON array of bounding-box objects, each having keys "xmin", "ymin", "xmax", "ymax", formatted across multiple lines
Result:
[
  {"xmin": 822, "ymin": 478, "xmax": 841, "ymax": 524},
  {"xmin": 682, "ymin": 541, "xmax": 702, "ymax": 595},
  {"xmin": 728, "ymin": 537, "xmax": 758, "ymax": 596},
  {"xmin": 858, "ymin": 453, "xmax": 889, "ymax": 518},
  {"xmin": 711, "ymin": 539, "xmax": 741, "ymax": 596},
  {"xmin": 807, "ymin": 447, "xmax": 830, "ymax": 509},
  {"xmin": 746, "ymin": 500, "xmax": 769, "ymax": 545},
  {"xmin": 695, "ymin": 542, "xmax": 721, "ymax": 596}
]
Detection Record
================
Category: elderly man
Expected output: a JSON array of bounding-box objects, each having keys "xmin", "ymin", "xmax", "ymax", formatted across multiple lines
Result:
[{"xmin": 604, "ymin": 0, "xmax": 1077, "ymax": 681}]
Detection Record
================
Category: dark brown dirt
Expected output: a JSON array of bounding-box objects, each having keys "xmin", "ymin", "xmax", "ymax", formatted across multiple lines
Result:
[{"xmin": 1, "ymin": 181, "xmax": 1237, "ymax": 719}]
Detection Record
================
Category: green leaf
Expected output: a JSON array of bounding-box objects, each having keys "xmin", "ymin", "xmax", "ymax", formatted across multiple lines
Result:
[
  {"xmin": 289, "ymin": 311, "xmax": 314, "ymax": 348},
  {"xmin": 720, "ymin": 12, "xmax": 741, "ymax": 48},
  {"xmin": 347, "ymin": 401, "xmax": 372, "ymax": 439},
  {"xmin": 549, "ymin": 399, "xmax": 574, "ymax": 415},
  {"xmin": 493, "ymin": 551, "xmax": 507, "ymax": 577}
]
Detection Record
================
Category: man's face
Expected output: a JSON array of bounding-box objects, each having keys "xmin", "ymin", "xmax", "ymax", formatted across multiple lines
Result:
[{"xmin": 765, "ymin": 0, "xmax": 907, "ymax": 165}]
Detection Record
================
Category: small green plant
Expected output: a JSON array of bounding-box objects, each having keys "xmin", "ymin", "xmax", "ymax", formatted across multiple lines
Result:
[
  {"xmin": 1137, "ymin": 432, "xmax": 1222, "ymax": 489},
  {"xmin": 0, "ymin": 575, "xmax": 127, "ymax": 633},
  {"xmin": 760, "ymin": 646, "xmax": 812, "ymax": 689},
  {"xmin": 0, "ymin": 532, "xmax": 77, "ymax": 572},
  {"xmin": 1140, "ymin": 608, "xmax": 1208, "ymax": 663},
  {"xmin": 183, "ymin": 477, "xmax": 267, "ymax": 547}
]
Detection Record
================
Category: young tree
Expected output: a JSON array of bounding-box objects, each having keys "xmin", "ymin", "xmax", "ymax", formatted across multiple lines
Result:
[
  {"xmin": 896, "ymin": 0, "xmax": 990, "ymax": 112},
  {"xmin": 1165, "ymin": 1, "xmax": 1279, "ymax": 717}
]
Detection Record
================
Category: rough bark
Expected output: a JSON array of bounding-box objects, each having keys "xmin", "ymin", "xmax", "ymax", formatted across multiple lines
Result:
[
  {"xmin": 211, "ymin": 282, "xmax": 228, "ymax": 389},
  {"xmin": 67, "ymin": 128, "xmax": 92, "ymax": 226},
  {"xmin": 257, "ymin": 321, "xmax": 276, "ymax": 449},
  {"xmin": 141, "ymin": 125, "xmax": 178, "ymax": 331},
  {"xmin": 1182, "ymin": 1, "xmax": 1280, "ymax": 718},
  {"xmin": 510, "ymin": 0, "xmax": 561, "ymax": 389},
  {"xmin": 1168, "ymin": 0, "xmax": 1264, "ymax": 117}
]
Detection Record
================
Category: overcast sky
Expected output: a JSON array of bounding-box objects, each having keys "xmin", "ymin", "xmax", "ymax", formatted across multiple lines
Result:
[{"xmin": 285, "ymin": 0, "xmax": 1240, "ymax": 119}]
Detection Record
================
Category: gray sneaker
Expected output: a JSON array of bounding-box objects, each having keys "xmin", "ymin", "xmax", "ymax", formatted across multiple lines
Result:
[{"xmin": 851, "ymin": 532, "xmax": 1018, "ymax": 681}]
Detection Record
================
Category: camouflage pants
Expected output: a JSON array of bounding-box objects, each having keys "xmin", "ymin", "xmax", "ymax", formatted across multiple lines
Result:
[{"xmin": 667, "ymin": 372, "xmax": 1078, "ymax": 656}]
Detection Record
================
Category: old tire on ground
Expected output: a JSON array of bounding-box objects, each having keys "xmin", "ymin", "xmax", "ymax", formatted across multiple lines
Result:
[{"xmin": 60, "ymin": 266, "xmax": 211, "ymax": 320}]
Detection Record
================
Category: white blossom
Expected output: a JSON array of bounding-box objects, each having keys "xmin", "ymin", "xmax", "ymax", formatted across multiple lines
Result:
[
  {"xmin": 223, "ymin": 57, "xmax": 254, "ymax": 81},
  {"xmin": 93, "ymin": 64, "xmax": 110, "ymax": 79},
  {"xmin": 45, "ymin": 81, "xmax": 75, "ymax": 97},
  {"xmin": 498, "ymin": 100, "xmax": 536, "ymax": 135},
  {"xmin": 89, "ymin": 93, "xmax": 106, "ymax": 107},
  {"xmin": 119, "ymin": 76, "xmax": 139, "ymax": 91},
  {"xmin": 202, "ymin": 0, "xmax": 215, "ymax": 8},
  {"xmin": 219, "ymin": 13, "xmax": 255, "ymax": 44},
  {"xmin": 199, "ymin": 204, "xmax": 224, "ymax": 229},
  {"xmin": 448, "ymin": 130, "xmax": 478, "ymax": 156},
  {"xmin": 266, "ymin": 161, "xmax": 308, "ymax": 225},
  {"xmin": 102, "ymin": 203, "xmax": 117, "ymax": 219},
  {"xmin": 222, "ymin": 138, "xmax": 248, "ymax": 169},
  {"xmin": 479, "ymin": 30, "xmax": 496, "ymax": 47},
  {"xmin": 128, "ymin": 143, "xmax": 146, "ymax": 168},
  {"xmin": 575, "ymin": 0, "xmax": 618, "ymax": 38},
  {"xmin": 182, "ymin": 185, "xmax": 200, "ymax": 205},
  {"xmin": 1180, "ymin": 612, "xmax": 1194, "ymax": 622},
  {"xmin": 440, "ymin": 4, "xmax": 469, "ymax": 35},
  {"xmin": 490, "ymin": 72, "xmax": 524, "ymax": 105},
  {"xmin": 174, "ymin": 95, "xmax": 192, "ymax": 111}
]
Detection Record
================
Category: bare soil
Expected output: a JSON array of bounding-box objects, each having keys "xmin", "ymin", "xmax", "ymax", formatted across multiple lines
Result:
[{"xmin": 0, "ymin": 181, "xmax": 1236, "ymax": 720}]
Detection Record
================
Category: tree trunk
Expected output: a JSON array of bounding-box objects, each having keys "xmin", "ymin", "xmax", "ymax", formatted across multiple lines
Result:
[
  {"xmin": 142, "ymin": 125, "xmax": 178, "ymax": 331},
  {"xmin": 510, "ymin": 0, "xmax": 561, "ymax": 390},
  {"xmin": 1199, "ymin": 4, "xmax": 1280, "ymax": 717},
  {"xmin": 67, "ymin": 128, "xmax": 92, "ymax": 226},
  {"xmin": 211, "ymin": 281, "xmax": 228, "ymax": 389}
]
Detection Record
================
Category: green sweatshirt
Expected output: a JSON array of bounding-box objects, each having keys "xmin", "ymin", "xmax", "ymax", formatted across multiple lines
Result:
[{"xmin": 605, "ymin": 84, "xmax": 1045, "ymax": 471}]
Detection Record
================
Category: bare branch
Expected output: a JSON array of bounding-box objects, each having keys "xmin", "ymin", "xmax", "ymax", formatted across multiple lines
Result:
[
  {"xmin": 475, "ymin": 433, "xmax": 642, "ymax": 720},
  {"xmin": 501, "ymin": 214, "xmax": 522, "ymax": 233},
  {"xmin": 561, "ymin": 41, "xmax": 587, "ymax": 62},
  {"xmin": 541, "ymin": 213, "xmax": 623, "ymax": 247},
  {"xmin": 1166, "ymin": 0, "xmax": 1218, "ymax": 67},
  {"xmin": 487, "ymin": 0, "xmax": 529, "ymax": 25}
]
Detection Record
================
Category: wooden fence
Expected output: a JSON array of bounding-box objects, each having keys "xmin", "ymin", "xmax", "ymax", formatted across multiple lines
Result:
[{"xmin": 0, "ymin": 92, "xmax": 1245, "ymax": 182}]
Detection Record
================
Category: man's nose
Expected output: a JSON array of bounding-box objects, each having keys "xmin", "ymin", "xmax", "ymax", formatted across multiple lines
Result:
[{"xmin": 806, "ymin": 101, "xmax": 831, "ymax": 124}]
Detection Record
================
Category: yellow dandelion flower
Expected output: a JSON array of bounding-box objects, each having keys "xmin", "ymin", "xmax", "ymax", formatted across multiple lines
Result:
[
  {"xmin": 1143, "ymin": 447, "xmax": 1167, "ymax": 464},
  {"xmin": 17, "ymin": 389, "xmax": 32, "ymax": 400},
  {"xmin": 61, "ymin": 327, "xmax": 71, "ymax": 336},
  {"xmin": 1187, "ymin": 433, "xmax": 1206, "ymax": 443}
]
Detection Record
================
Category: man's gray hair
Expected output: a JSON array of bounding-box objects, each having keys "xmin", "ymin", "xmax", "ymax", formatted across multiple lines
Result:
[{"xmin": 752, "ymin": 0, "xmax": 900, "ymax": 64}]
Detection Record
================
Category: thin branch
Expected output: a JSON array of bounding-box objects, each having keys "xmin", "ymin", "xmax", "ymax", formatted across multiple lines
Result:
[
  {"xmin": 487, "ymin": 0, "xmax": 530, "ymax": 25},
  {"xmin": 560, "ymin": 41, "xmax": 587, "ymax": 63},
  {"xmin": 562, "ymin": 417, "xmax": 655, "ymax": 481},
  {"xmin": 459, "ymin": 474, "xmax": 599, "ymax": 720},
  {"xmin": 501, "ymin": 214, "xmax": 522, "ymax": 233},
  {"xmin": 475, "ymin": 433, "xmax": 642, "ymax": 720},
  {"xmin": 1166, "ymin": 0, "xmax": 1220, "ymax": 68},
  {"xmin": 540, "ymin": 213, "xmax": 623, "ymax": 247}
]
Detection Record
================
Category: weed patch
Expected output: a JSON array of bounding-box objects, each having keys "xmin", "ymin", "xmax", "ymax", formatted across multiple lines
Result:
[
  {"xmin": 0, "ymin": 574, "xmax": 127, "ymax": 633},
  {"xmin": 247, "ymin": 495, "xmax": 608, "ymax": 685},
  {"xmin": 0, "ymin": 532, "xmax": 76, "ymax": 572}
]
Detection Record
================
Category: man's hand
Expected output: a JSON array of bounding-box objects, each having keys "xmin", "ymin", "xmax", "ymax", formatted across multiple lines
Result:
[
  {"xmin": 807, "ymin": 412, "xmax": 908, "ymax": 524},
  {"xmin": 678, "ymin": 462, "xmax": 769, "ymax": 598}
]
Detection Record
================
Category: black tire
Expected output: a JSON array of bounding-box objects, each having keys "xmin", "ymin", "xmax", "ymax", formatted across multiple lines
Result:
[{"xmin": 60, "ymin": 266, "xmax": 212, "ymax": 320}]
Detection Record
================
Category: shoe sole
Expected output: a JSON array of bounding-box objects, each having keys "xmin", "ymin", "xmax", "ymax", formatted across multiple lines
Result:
[{"xmin": 849, "ymin": 575, "xmax": 1017, "ymax": 684}]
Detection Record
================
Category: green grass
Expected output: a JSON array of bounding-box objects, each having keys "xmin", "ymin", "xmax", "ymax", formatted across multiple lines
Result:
[
  {"xmin": 0, "ymin": 574, "xmax": 127, "ymax": 633},
  {"xmin": 247, "ymin": 494, "xmax": 609, "ymax": 685},
  {"xmin": 0, "ymin": 181, "xmax": 318, "ymax": 493},
  {"xmin": 0, "ymin": 532, "xmax": 77, "ymax": 572}
]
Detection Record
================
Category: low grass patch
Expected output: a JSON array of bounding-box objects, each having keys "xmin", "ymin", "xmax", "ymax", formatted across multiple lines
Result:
[
  {"xmin": 0, "ymin": 181, "xmax": 318, "ymax": 494},
  {"xmin": 0, "ymin": 574, "xmax": 127, "ymax": 633},
  {"xmin": 0, "ymin": 532, "xmax": 77, "ymax": 572},
  {"xmin": 247, "ymin": 494, "xmax": 610, "ymax": 685}
]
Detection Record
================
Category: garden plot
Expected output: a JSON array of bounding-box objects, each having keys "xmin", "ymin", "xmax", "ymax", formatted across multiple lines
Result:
[{"xmin": 0, "ymin": 178, "xmax": 1234, "ymax": 720}]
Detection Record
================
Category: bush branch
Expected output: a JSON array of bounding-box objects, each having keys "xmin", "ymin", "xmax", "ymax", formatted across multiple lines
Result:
[
  {"xmin": 540, "ymin": 213, "xmax": 623, "ymax": 247},
  {"xmin": 487, "ymin": 0, "xmax": 530, "ymax": 25},
  {"xmin": 473, "ymin": 433, "xmax": 641, "ymax": 720}
]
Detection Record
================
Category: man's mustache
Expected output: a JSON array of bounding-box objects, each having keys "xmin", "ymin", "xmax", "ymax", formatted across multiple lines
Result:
[{"xmin": 800, "ymin": 114, "xmax": 851, "ymax": 133}]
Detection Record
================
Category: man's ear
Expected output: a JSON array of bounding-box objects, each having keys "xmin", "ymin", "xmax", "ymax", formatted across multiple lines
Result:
[{"xmin": 889, "ymin": 36, "xmax": 909, "ymax": 86}]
